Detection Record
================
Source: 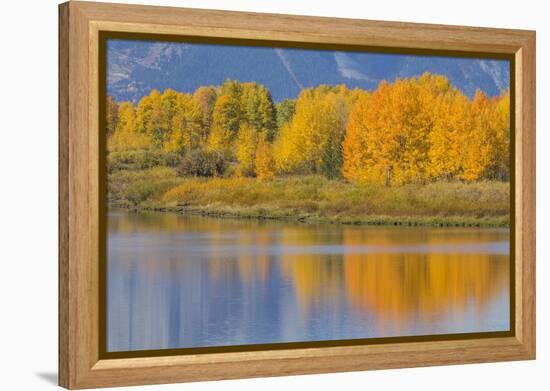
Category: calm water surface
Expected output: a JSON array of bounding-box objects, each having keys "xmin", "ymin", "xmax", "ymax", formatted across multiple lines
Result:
[{"xmin": 107, "ymin": 210, "xmax": 510, "ymax": 352}]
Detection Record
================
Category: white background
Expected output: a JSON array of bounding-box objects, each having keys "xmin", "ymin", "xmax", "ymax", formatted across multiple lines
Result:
[{"xmin": 0, "ymin": 0, "xmax": 546, "ymax": 389}]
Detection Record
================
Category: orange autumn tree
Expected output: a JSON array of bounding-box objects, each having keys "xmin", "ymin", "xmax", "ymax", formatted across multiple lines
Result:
[
  {"xmin": 342, "ymin": 92, "xmax": 372, "ymax": 182},
  {"xmin": 343, "ymin": 75, "xmax": 441, "ymax": 185},
  {"xmin": 343, "ymin": 73, "xmax": 509, "ymax": 185},
  {"xmin": 428, "ymin": 87, "xmax": 509, "ymax": 182},
  {"xmin": 459, "ymin": 90, "xmax": 509, "ymax": 181},
  {"xmin": 460, "ymin": 90, "xmax": 493, "ymax": 181},
  {"xmin": 427, "ymin": 89, "xmax": 472, "ymax": 180}
]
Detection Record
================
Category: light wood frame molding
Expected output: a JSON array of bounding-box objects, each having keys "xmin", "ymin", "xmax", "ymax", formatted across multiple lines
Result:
[{"xmin": 59, "ymin": 1, "xmax": 536, "ymax": 389}]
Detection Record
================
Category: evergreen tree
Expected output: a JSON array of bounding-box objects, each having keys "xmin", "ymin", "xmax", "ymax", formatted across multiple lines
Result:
[
  {"xmin": 275, "ymin": 99, "xmax": 296, "ymax": 129},
  {"xmin": 211, "ymin": 94, "xmax": 242, "ymax": 136},
  {"xmin": 320, "ymin": 132, "xmax": 344, "ymax": 179},
  {"xmin": 194, "ymin": 86, "xmax": 218, "ymax": 134}
]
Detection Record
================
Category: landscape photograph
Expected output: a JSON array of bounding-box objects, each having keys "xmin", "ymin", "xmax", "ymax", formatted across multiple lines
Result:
[{"xmin": 104, "ymin": 38, "xmax": 511, "ymax": 353}]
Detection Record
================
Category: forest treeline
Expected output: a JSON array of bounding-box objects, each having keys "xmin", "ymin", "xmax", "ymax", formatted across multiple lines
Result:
[{"xmin": 106, "ymin": 72, "xmax": 510, "ymax": 185}]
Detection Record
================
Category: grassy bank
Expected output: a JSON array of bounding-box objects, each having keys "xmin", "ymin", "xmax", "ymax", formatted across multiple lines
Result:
[{"xmin": 108, "ymin": 168, "xmax": 510, "ymax": 227}]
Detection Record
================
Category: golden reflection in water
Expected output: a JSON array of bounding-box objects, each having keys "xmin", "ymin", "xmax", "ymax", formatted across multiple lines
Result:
[
  {"xmin": 343, "ymin": 229, "xmax": 509, "ymax": 336},
  {"xmin": 275, "ymin": 226, "xmax": 508, "ymax": 324},
  {"xmin": 278, "ymin": 228, "xmax": 344, "ymax": 311},
  {"xmin": 108, "ymin": 211, "xmax": 509, "ymax": 335}
]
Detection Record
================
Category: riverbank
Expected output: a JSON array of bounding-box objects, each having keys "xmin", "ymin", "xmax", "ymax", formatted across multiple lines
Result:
[{"xmin": 108, "ymin": 168, "xmax": 510, "ymax": 227}]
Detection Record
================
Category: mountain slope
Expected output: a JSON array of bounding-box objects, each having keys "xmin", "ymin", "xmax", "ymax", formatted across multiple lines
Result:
[{"xmin": 107, "ymin": 39, "xmax": 510, "ymax": 103}]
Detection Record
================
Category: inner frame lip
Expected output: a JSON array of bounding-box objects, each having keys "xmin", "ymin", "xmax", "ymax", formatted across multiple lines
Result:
[{"xmin": 97, "ymin": 29, "xmax": 516, "ymax": 360}]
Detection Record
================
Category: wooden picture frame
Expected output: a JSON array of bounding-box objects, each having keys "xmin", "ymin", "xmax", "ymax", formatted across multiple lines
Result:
[{"xmin": 59, "ymin": 1, "xmax": 536, "ymax": 389}]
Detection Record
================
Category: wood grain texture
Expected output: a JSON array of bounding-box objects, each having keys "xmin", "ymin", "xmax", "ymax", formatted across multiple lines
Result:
[
  {"xmin": 58, "ymin": 3, "xmax": 70, "ymax": 387},
  {"xmin": 515, "ymin": 34, "xmax": 536, "ymax": 354},
  {"xmin": 58, "ymin": 1, "xmax": 536, "ymax": 388},
  {"xmin": 72, "ymin": 1, "xmax": 530, "ymax": 53}
]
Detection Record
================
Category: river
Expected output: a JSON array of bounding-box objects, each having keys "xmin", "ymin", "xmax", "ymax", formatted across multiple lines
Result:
[{"xmin": 106, "ymin": 210, "xmax": 510, "ymax": 352}]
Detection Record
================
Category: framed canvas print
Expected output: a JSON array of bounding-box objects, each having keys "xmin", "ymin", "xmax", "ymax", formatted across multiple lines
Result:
[{"xmin": 58, "ymin": 1, "xmax": 536, "ymax": 389}]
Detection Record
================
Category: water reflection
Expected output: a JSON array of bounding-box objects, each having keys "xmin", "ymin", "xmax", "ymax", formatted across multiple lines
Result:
[{"xmin": 107, "ymin": 210, "xmax": 510, "ymax": 352}]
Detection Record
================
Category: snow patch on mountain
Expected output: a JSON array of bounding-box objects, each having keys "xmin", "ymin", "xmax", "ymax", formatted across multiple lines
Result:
[
  {"xmin": 275, "ymin": 49, "xmax": 304, "ymax": 90},
  {"xmin": 106, "ymin": 39, "xmax": 509, "ymax": 103},
  {"xmin": 334, "ymin": 52, "xmax": 372, "ymax": 82},
  {"xmin": 479, "ymin": 60, "xmax": 508, "ymax": 93}
]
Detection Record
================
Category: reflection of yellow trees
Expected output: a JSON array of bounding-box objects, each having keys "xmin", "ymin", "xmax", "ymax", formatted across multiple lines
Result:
[
  {"xmin": 281, "ymin": 253, "xmax": 344, "ymax": 311},
  {"xmin": 342, "ymin": 229, "xmax": 509, "ymax": 328},
  {"xmin": 208, "ymin": 231, "xmax": 271, "ymax": 283},
  {"xmin": 278, "ymin": 228, "xmax": 345, "ymax": 310},
  {"xmin": 275, "ymin": 227, "xmax": 508, "ymax": 316},
  {"xmin": 241, "ymin": 238, "xmax": 269, "ymax": 283},
  {"xmin": 110, "ymin": 211, "xmax": 509, "ymax": 324}
]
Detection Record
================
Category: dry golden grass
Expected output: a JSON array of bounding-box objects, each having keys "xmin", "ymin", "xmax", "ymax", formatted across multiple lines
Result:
[{"xmin": 157, "ymin": 175, "xmax": 509, "ymax": 226}]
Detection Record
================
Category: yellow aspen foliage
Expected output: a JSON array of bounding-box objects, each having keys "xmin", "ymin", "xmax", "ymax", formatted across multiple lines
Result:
[
  {"xmin": 391, "ymin": 74, "xmax": 449, "ymax": 184},
  {"xmin": 491, "ymin": 92, "xmax": 510, "ymax": 180},
  {"xmin": 342, "ymin": 73, "xmax": 500, "ymax": 186},
  {"xmin": 206, "ymin": 94, "xmax": 243, "ymax": 157},
  {"xmin": 106, "ymin": 76, "xmax": 509, "ymax": 185},
  {"xmin": 273, "ymin": 85, "xmax": 354, "ymax": 174},
  {"xmin": 107, "ymin": 101, "xmax": 151, "ymax": 151},
  {"xmin": 459, "ymin": 90, "xmax": 502, "ymax": 181},
  {"xmin": 272, "ymin": 118, "xmax": 300, "ymax": 174},
  {"xmin": 343, "ymin": 78, "xmax": 432, "ymax": 185},
  {"xmin": 235, "ymin": 123, "xmax": 258, "ymax": 177},
  {"xmin": 207, "ymin": 125, "xmax": 233, "ymax": 156},
  {"xmin": 135, "ymin": 90, "xmax": 163, "ymax": 146},
  {"xmin": 427, "ymin": 90, "xmax": 472, "ymax": 180},
  {"xmin": 255, "ymin": 135, "xmax": 275, "ymax": 181},
  {"xmin": 154, "ymin": 89, "xmax": 180, "ymax": 148},
  {"xmin": 342, "ymin": 92, "xmax": 373, "ymax": 182},
  {"xmin": 164, "ymin": 93, "xmax": 203, "ymax": 154}
]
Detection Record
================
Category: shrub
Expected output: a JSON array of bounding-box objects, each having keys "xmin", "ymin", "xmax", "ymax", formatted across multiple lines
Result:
[
  {"xmin": 177, "ymin": 149, "xmax": 227, "ymax": 177},
  {"xmin": 126, "ymin": 181, "xmax": 156, "ymax": 205},
  {"xmin": 107, "ymin": 150, "xmax": 181, "ymax": 172},
  {"xmin": 108, "ymin": 167, "xmax": 181, "ymax": 206}
]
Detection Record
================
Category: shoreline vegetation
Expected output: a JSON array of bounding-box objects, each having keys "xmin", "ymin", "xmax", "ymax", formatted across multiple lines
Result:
[
  {"xmin": 106, "ymin": 74, "xmax": 510, "ymax": 227},
  {"xmin": 108, "ymin": 167, "xmax": 509, "ymax": 227}
]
